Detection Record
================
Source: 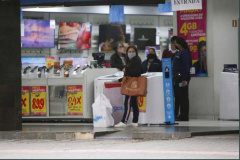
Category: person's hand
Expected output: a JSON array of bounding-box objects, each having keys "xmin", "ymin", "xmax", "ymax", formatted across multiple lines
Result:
[
  {"xmin": 122, "ymin": 68, "xmax": 126, "ymax": 72},
  {"xmin": 114, "ymin": 79, "xmax": 119, "ymax": 83},
  {"xmin": 181, "ymin": 81, "xmax": 187, "ymax": 87}
]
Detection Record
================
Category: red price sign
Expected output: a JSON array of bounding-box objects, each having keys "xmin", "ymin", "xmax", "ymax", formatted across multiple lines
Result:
[
  {"xmin": 67, "ymin": 85, "xmax": 83, "ymax": 115},
  {"xmin": 31, "ymin": 86, "xmax": 47, "ymax": 116},
  {"xmin": 138, "ymin": 96, "xmax": 146, "ymax": 113},
  {"xmin": 22, "ymin": 87, "xmax": 30, "ymax": 116}
]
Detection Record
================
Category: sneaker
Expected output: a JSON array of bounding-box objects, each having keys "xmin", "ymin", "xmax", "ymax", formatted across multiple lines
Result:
[
  {"xmin": 127, "ymin": 123, "xmax": 138, "ymax": 127},
  {"xmin": 114, "ymin": 122, "xmax": 127, "ymax": 128}
]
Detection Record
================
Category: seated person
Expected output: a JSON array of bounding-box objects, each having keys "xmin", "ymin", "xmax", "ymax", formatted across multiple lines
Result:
[
  {"xmin": 110, "ymin": 42, "xmax": 126, "ymax": 71},
  {"xmin": 141, "ymin": 48, "xmax": 162, "ymax": 73}
]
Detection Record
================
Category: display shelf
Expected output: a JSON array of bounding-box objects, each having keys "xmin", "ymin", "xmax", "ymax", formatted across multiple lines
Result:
[{"xmin": 22, "ymin": 68, "xmax": 118, "ymax": 120}]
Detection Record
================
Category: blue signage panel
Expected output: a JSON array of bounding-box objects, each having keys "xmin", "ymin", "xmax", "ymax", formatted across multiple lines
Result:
[
  {"xmin": 20, "ymin": 9, "xmax": 22, "ymax": 19},
  {"xmin": 158, "ymin": 2, "xmax": 172, "ymax": 12},
  {"xmin": 109, "ymin": 5, "xmax": 125, "ymax": 23},
  {"xmin": 162, "ymin": 58, "xmax": 175, "ymax": 124}
]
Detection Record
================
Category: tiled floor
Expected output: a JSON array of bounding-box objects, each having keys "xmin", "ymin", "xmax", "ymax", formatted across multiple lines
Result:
[
  {"xmin": 0, "ymin": 134, "xmax": 238, "ymax": 159},
  {"xmin": 0, "ymin": 119, "xmax": 238, "ymax": 140}
]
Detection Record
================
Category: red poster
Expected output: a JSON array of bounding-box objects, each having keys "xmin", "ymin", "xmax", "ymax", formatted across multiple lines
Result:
[{"xmin": 177, "ymin": 0, "xmax": 207, "ymax": 77}]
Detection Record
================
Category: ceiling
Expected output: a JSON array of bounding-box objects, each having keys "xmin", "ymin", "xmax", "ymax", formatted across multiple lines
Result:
[{"xmin": 20, "ymin": 0, "xmax": 165, "ymax": 6}]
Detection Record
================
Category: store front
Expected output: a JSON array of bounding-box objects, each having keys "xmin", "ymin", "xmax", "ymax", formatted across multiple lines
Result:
[{"xmin": 0, "ymin": 0, "xmax": 239, "ymax": 131}]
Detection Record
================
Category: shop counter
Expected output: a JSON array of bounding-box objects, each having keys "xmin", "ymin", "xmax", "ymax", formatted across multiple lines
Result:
[
  {"xmin": 138, "ymin": 72, "xmax": 165, "ymax": 124},
  {"xmin": 219, "ymin": 72, "xmax": 239, "ymax": 120},
  {"xmin": 94, "ymin": 72, "xmax": 166, "ymax": 125}
]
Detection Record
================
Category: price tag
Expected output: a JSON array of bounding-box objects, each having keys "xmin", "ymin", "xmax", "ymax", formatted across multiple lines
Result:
[
  {"xmin": 67, "ymin": 85, "xmax": 83, "ymax": 115},
  {"xmin": 156, "ymin": 27, "xmax": 160, "ymax": 36},
  {"xmin": 22, "ymin": 87, "xmax": 30, "ymax": 116},
  {"xmin": 126, "ymin": 24, "xmax": 131, "ymax": 34},
  {"xmin": 138, "ymin": 96, "xmax": 146, "ymax": 112},
  {"xmin": 45, "ymin": 57, "xmax": 55, "ymax": 68},
  {"xmin": 21, "ymin": 20, "xmax": 24, "ymax": 37},
  {"xmin": 50, "ymin": 20, "xmax": 55, "ymax": 29},
  {"xmin": 85, "ymin": 22, "xmax": 91, "ymax": 32},
  {"xmin": 31, "ymin": 86, "xmax": 47, "ymax": 116}
]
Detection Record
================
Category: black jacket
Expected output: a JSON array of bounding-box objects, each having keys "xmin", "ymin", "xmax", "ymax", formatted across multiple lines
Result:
[
  {"xmin": 125, "ymin": 56, "xmax": 142, "ymax": 77},
  {"xmin": 141, "ymin": 58, "xmax": 162, "ymax": 73},
  {"xmin": 173, "ymin": 49, "xmax": 192, "ymax": 81},
  {"xmin": 110, "ymin": 53, "xmax": 125, "ymax": 70},
  {"xmin": 119, "ymin": 56, "xmax": 142, "ymax": 82}
]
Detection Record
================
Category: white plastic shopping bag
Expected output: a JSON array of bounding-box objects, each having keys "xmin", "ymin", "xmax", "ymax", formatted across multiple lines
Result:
[{"xmin": 92, "ymin": 94, "xmax": 114, "ymax": 127}]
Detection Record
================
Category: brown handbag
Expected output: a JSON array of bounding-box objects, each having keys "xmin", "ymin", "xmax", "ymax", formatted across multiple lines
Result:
[{"xmin": 120, "ymin": 76, "xmax": 147, "ymax": 96}]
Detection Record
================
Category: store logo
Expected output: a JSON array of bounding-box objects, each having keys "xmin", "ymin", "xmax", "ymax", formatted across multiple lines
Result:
[
  {"xmin": 93, "ymin": 116, "xmax": 103, "ymax": 122},
  {"xmin": 113, "ymin": 107, "xmax": 124, "ymax": 112},
  {"xmin": 131, "ymin": 81, "xmax": 138, "ymax": 89}
]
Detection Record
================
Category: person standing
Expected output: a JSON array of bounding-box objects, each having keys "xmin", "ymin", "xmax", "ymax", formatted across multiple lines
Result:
[
  {"xmin": 172, "ymin": 37, "xmax": 192, "ymax": 121},
  {"xmin": 114, "ymin": 45, "xmax": 142, "ymax": 127},
  {"xmin": 141, "ymin": 48, "xmax": 162, "ymax": 73},
  {"xmin": 110, "ymin": 42, "xmax": 126, "ymax": 71},
  {"xmin": 162, "ymin": 36, "xmax": 179, "ymax": 61}
]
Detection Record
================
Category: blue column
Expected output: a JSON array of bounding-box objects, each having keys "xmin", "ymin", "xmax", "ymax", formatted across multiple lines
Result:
[{"xmin": 162, "ymin": 58, "xmax": 175, "ymax": 124}]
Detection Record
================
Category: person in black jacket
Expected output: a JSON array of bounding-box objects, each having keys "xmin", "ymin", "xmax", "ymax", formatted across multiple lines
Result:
[
  {"xmin": 114, "ymin": 45, "xmax": 142, "ymax": 128},
  {"xmin": 110, "ymin": 42, "xmax": 126, "ymax": 71},
  {"xmin": 172, "ymin": 37, "xmax": 192, "ymax": 121},
  {"xmin": 141, "ymin": 48, "xmax": 162, "ymax": 73}
]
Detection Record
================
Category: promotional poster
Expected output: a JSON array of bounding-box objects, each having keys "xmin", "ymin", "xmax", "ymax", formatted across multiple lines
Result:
[
  {"xmin": 31, "ymin": 86, "xmax": 47, "ymax": 116},
  {"xmin": 67, "ymin": 85, "xmax": 83, "ymax": 115},
  {"xmin": 177, "ymin": 0, "xmax": 207, "ymax": 77},
  {"xmin": 99, "ymin": 25, "xmax": 130, "ymax": 51},
  {"xmin": 58, "ymin": 22, "xmax": 92, "ymax": 50},
  {"xmin": 21, "ymin": 20, "xmax": 55, "ymax": 48},
  {"xmin": 134, "ymin": 28, "xmax": 156, "ymax": 50}
]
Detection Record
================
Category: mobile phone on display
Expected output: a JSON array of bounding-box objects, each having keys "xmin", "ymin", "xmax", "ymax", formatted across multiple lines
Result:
[{"xmin": 179, "ymin": 81, "xmax": 188, "ymax": 87}]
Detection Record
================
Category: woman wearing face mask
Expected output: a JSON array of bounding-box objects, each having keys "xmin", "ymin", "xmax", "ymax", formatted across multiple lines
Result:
[
  {"xmin": 114, "ymin": 45, "xmax": 142, "ymax": 128},
  {"xmin": 110, "ymin": 42, "xmax": 126, "ymax": 71},
  {"xmin": 193, "ymin": 41, "xmax": 207, "ymax": 74},
  {"xmin": 141, "ymin": 48, "xmax": 162, "ymax": 73}
]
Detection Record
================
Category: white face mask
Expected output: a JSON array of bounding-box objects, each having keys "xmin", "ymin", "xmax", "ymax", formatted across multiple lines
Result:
[
  {"xmin": 171, "ymin": 49, "xmax": 178, "ymax": 54},
  {"xmin": 128, "ymin": 52, "xmax": 136, "ymax": 59}
]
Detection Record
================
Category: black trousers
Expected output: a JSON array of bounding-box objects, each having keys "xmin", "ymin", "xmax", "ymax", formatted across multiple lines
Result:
[
  {"xmin": 121, "ymin": 95, "xmax": 139, "ymax": 123},
  {"xmin": 173, "ymin": 75, "xmax": 191, "ymax": 119}
]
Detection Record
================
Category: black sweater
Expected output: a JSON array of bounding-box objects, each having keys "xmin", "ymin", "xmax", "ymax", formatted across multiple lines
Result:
[
  {"xmin": 124, "ymin": 56, "xmax": 142, "ymax": 77},
  {"xmin": 110, "ymin": 53, "xmax": 125, "ymax": 71}
]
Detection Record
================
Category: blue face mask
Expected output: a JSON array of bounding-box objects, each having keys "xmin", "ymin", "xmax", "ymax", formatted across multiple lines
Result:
[{"xmin": 128, "ymin": 52, "xmax": 136, "ymax": 60}]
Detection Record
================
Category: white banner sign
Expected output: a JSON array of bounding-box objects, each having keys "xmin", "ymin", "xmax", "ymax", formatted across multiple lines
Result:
[{"xmin": 171, "ymin": 0, "xmax": 202, "ymax": 11}]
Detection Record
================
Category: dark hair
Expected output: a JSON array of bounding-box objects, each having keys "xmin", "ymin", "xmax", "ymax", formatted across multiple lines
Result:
[
  {"xmin": 148, "ymin": 48, "xmax": 156, "ymax": 54},
  {"xmin": 176, "ymin": 37, "xmax": 189, "ymax": 50},
  {"xmin": 125, "ymin": 45, "xmax": 138, "ymax": 64},
  {"xmin": 113, "ymin": 42, "xmax": 123, "ymax": 54},
  {"xmin": 171, "ymin": 36, "xmax": 178, "ymax": 43},
  {"xmin": 197, "ymin": 40, "xmax": 206, "ymax": 58}
]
